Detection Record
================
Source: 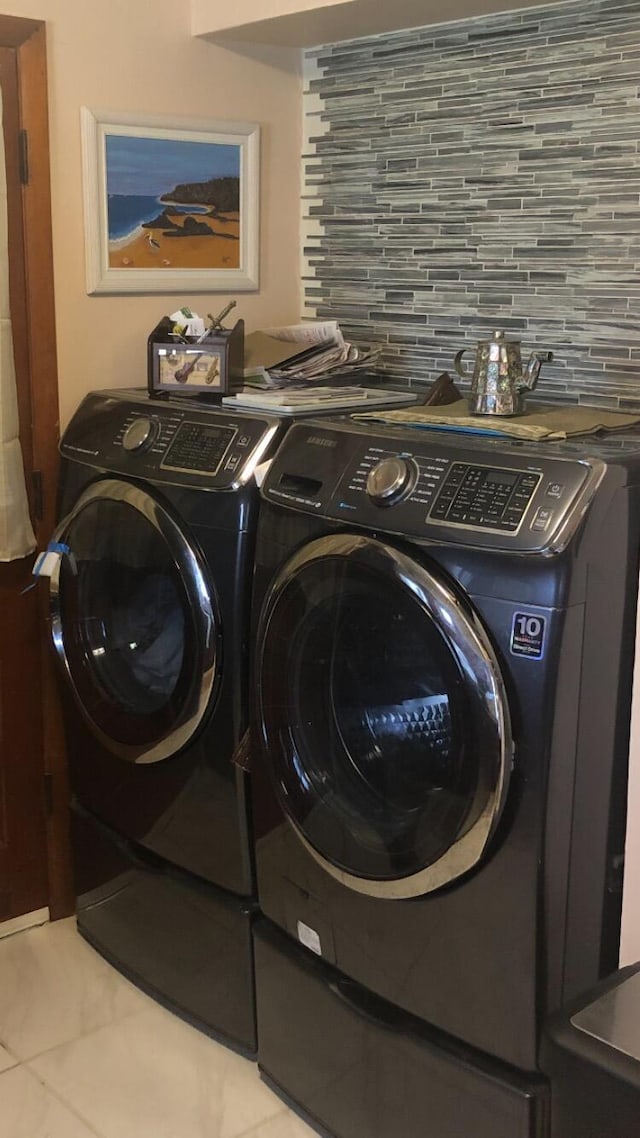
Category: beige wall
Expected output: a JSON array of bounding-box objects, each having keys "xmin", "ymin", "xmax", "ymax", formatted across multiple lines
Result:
[{"xmin": 3, "ymin": 0, "xmax": 301, "ymax": 426}]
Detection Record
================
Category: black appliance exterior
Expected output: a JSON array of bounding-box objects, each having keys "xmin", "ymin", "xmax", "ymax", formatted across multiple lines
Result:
[
  {"xmin": 250, "ymin": 417, "xmax": 640, "ymax": 1103},
  {"xmin": 256, "ymin": 919, "xmax": 549, "ymax": 1138},
  {"xmin": 541, "ymin": 963, "xmax": 640, "ymax": 1138},
  {"xmin": 53, "ymin": 388, "xmax": 284, "ymax": 1052},
  {"xmin": 72, "ymin": 802, "xmax": 256, "ymax": 1051}
]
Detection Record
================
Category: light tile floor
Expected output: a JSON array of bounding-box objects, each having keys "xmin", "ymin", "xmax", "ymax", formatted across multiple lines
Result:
[{"xmin": 0, "ymin": 917, "xmax": 316, "ymax": 1138}]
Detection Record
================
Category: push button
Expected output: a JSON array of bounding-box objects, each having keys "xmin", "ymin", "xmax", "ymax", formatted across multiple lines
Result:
[
  {"xmin": 545, "ymin": 481, "xmax": 564, "ymax": 499},
  {"xmin": 532, "ymin": 507, "xmax": 554, "ymax": 532},
  {"xmin": 431, "ymin": 502, "xmax": 450, "ymax": 519}
]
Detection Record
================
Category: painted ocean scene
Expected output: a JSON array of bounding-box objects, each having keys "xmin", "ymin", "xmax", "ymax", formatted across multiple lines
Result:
[
  {"xmin": 107, "ymin": 195, "xmax": 210, "ymax": 239},
  {"xmin": 105, "ymin": 134, "xmax": 241, "ymax": 271}
]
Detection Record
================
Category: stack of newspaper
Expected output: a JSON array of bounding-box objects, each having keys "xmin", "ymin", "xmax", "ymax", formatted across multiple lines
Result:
[{"xmin": 242, "ymin": 320, "xmax": 381, "ymax": 388}]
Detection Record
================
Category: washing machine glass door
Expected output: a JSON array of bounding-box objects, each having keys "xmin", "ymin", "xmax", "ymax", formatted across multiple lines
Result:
[
  {"xmin": 257, "ymin": 533, "xmax": 512, "ymax": 898},
  {"xmin": 50, "ymin": 478, "xmax": 218, "ymax": 764}
]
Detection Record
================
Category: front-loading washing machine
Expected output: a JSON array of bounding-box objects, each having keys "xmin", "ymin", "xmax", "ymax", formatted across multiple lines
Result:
[
  {"xmin": 49, "ymin": 387, "xmax": 288, "ymax": 1052},
  {"xmin": 50, "ymin": 385, "xmax": 415, "ymax": 1053},
  {"xmin": 249, "ymin": 416, "xmax": 640, "ymax": 1135}
]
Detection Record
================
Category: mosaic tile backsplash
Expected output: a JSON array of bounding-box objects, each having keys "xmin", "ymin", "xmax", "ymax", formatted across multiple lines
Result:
[{"xmin": 302, "ymin": 0, "xmax": 640, "ymax": 409}]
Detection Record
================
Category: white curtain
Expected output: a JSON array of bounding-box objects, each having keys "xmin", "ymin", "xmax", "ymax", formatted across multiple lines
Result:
[{"xmin": 0, "ymin": 87, "xmax": 35, "ymax": 561}]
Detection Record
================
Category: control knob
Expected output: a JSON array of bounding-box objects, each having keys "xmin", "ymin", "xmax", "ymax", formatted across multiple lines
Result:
[
  {"xmin": 366, "ymin": 456, "xmax": 417, "ymax": 506},
  {"xmin": 122, "ymin": 417, "xmax": 159, "ymax": 453}
]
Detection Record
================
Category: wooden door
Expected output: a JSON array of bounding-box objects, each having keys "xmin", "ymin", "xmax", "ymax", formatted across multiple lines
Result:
[{"xmin": 0, "ymin": 18, "xmax": 69, "ymax": 924}]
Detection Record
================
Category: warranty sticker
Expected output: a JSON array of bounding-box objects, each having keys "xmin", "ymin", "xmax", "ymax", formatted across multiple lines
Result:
[{"xmin": 510, "ymin": 612, "xmax": 546, "ymax": 659}]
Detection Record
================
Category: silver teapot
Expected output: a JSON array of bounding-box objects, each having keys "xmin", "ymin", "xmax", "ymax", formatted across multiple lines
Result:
[{"xmin": 454, "ymin": 330, "xmax": 553, "ymax": 417}]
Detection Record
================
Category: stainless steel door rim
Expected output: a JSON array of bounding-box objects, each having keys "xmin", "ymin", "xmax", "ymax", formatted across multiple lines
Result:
[
  {"xmin": 49, "ymin": 478, "xmax": 218, "ymax": 764},
  {"xmin": 257, "ymin": 533, "xmax": 513, "ymax": 898}
]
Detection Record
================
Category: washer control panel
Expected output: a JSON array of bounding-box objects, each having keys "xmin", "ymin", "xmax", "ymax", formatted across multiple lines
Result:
[
  {"xmin": 262, "ymin": 422, "xmax": 602, "ymax": 553},
  {"xmin": 429, "ymin": 462, "xmax": 540, "ymax": 532},
  {"xmin": 161, "ymin": 422, "xmax": 237, "ymax": 475},
  {"xmin": 337, "ymin": 443, "xmax": 582, "ymax": 543},
  {"xmin": 60, "ymin": 390, "xmax": 281, "ymax": 489}
]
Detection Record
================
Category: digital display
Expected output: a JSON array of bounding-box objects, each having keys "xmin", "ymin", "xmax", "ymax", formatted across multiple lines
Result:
[
  {"xmin": 161, "ymin": 421, "xmax": 236, "ymax": 474},
  {"xmin": 487, "ymin": 470, "xmax": 517, "ymax": 485}
]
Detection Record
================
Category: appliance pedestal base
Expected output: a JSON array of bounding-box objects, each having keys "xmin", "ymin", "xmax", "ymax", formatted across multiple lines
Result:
[
  {"xmin": 255, "ymin": 919, "xmax": 547, "ymax": 1138},
  {"xmin": 72, "ymin": 802, "xmax": 257, "ymax": 1054}
]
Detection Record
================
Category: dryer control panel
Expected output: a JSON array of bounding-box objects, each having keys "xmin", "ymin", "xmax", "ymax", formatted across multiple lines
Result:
[
  {"xmin": 262, "ymin": 420, "xmax": 605, "ymax": 553},
  {"xmin": 60, "ymin": 390, "xmax": 282, "ymax": 489}
]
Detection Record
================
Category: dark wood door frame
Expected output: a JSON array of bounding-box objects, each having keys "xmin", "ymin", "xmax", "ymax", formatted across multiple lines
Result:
[{"xmin": 1, "ymin": 15, "xmax": 72, "ymax": 919}]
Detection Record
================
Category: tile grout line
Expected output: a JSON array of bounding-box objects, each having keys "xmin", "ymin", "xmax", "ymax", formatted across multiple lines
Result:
[
  {"xmin": 234, "ymin": 1105, "xmax": 310, "ymax": 1138},
  {"xmin": 1, "ymin": 1059, "xmax": 105, "ymax": 1138},
  {"xmin": 16, "ymin": 999, "xmax": 156, "ymax": 1065}
]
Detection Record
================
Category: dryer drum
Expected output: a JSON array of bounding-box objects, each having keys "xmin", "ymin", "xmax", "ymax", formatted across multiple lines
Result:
[{"xmin": 256, "ymin": 533, "xmax": 513, "ymax": 900}]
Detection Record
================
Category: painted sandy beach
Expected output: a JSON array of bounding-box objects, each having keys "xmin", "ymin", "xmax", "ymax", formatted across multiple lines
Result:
[
  {"xmin": 105, "ymin": 131, "xmax": 242, "ymax": 271},
  {"xmin": 108, "ymin": 211, "xmax": 240, "ymax": 270}
]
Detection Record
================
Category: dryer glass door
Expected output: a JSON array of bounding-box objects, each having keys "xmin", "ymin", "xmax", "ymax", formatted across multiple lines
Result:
[
  {"xmin": 50, "ymin": 479, "xmax": 218, "ymax": 764},
  {"xmin": 257, "ymin": 534, "xmax": 512, "ymax": 898}
]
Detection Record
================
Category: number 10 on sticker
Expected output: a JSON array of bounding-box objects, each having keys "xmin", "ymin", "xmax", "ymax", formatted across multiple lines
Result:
[{"xmin": 511, "ymin": 611, "xmax": 546, "ymax": 659}]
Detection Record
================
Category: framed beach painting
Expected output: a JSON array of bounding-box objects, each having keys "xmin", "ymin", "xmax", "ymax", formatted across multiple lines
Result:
[{"xmin": 80, "ymin": 108, "xmax": 260, "ymax": 295}]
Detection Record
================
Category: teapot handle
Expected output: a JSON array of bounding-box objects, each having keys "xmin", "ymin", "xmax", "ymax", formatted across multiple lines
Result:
[
  {"xmin": 519, "ymin": 350, "xmax": 554, "ymax": 393},
  {"xmin": 454, "ymin": 349, "xmax": 470, "ymax": 380}
]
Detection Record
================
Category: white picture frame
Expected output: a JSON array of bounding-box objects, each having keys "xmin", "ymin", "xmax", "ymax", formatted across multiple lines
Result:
[{"xmin": 80, "ymin": 107, "xmax": 260, "ymax": 295}]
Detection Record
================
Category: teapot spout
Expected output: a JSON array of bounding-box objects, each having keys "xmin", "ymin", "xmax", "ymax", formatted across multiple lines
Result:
[{"xmin": 520, "ymin": 349, "xmax": 553, "ymax": 392}]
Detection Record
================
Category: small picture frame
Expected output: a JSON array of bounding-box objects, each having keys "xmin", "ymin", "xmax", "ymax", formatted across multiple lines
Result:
[
  {"xmin": 151, "ymin": 341, "xmax": 227, "ymax": 394},
  {"xmin": 147, "ymin": 316, "xmax": 245, "ymax": 398}
]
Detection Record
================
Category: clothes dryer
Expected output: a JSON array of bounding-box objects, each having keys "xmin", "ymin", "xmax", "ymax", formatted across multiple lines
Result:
[
  {"xmin": 50, "ymin": 388, "xmax": 288, "ymax": 1051},
  {"xmin": 250, "ymin": 416, "xmax": 640, "ymax": 1133}
]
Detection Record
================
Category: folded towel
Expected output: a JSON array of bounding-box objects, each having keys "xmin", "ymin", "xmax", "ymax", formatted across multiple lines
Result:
[{"xmin": 353, "ymin": 399, "xmax": 640, "ymax": 441}]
